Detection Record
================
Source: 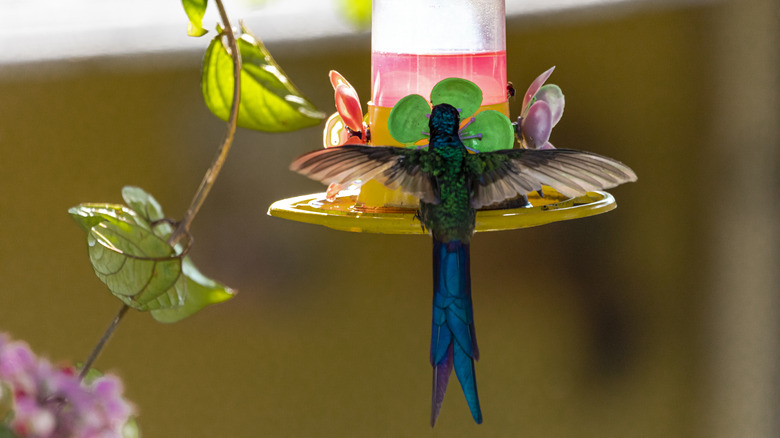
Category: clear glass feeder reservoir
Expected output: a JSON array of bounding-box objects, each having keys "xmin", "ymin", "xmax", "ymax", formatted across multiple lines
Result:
[{"xmin": 370, "ymin": 0, "xmax": 507, "ymax": 108}]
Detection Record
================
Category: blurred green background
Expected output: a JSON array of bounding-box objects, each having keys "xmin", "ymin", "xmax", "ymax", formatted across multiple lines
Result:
[{"xmin": 1, "ymin": 0, "xmax": 778, "ymax": 436}]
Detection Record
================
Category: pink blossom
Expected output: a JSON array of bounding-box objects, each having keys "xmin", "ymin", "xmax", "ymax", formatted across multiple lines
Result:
[{"xmin": 0, "ymin": 333, "xmax": 135, "ymax": 438}]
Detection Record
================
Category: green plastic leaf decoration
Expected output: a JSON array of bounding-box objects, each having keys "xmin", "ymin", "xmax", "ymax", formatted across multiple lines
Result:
[
  {"xmin": 87, "ymin": 219, "xmax": 185, "ymax": 311},
  {"xmin": 430, "ymin": 78, "xmax": 483, "ymax": 120},
  {"xmin": 182, "ymin": 0, "xmax": 209, "ymax": 37},
  {"xmin": 202, "ymin": 23, "xmax": 326, "ymax": 132},
  {"xmin": 151, "ymin": 257, "xmax": 236, "ymax": 323},
  {"xmin": 460, "ymin": 110, "xmax": 515, "ymax": 152},
  {"xmin": 387, "ymin": 94, "xmax": 430, "ymax": 145}
]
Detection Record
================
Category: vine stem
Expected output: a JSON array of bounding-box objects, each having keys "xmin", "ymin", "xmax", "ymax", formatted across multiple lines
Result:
[
  {"xmin": 79, "ymin": 0, "xmax": 242, "ymax": 379},
  {"xmin": 169, "ymin": 0, "xmax": 242, "ymax": 248},
  {"xmin": 79, "ymin": 304, "xmax": 129, "ymax": 380}
]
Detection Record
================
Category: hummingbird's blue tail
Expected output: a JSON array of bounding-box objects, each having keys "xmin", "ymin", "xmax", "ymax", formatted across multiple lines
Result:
[{"xmin": 430, "ymin": 239, "xmax": 482, "ymax": 426}]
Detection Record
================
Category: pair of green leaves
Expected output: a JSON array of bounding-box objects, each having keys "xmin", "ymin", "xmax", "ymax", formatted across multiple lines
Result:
[
  {"xmin": 202, "ymin": 24, "xmax": 325, "ymax": 132},
  {"xmin": 183, "ymin": 0, "xmax": 325, "ymax": 132},
  {"xmin": 69, "ymin": 187, "xmax": 235, "ymax": 323},
  {"xmin": 387, "ymin": 78, "xmax": 514, "ymax": 152},
  {"xmin": 73, "ymin": 2, "xmax": 324, "ymax": 323}
]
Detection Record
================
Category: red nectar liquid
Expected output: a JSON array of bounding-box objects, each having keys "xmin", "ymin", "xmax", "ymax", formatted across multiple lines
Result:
[{"xmin": 370, "ymin": 50, "xmax": 508, "ymax": 108}]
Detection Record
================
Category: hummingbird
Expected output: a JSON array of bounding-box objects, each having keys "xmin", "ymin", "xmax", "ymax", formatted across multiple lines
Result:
[{"xmin": 290, "ymin": 103, "xmax": 637, "ymax": 426}]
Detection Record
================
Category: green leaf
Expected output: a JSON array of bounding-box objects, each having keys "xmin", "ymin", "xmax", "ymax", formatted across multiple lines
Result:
[
  {"xmin": 151, "ymin": 256, "xmax": 236, "ymax": 323},
  {"xmin": 87, "ymin": 219, "xmax": 185, "ymax": 311},
  {"xmin": 387, "ymin": 94, "xmax": 430, "ymax": 145},
  {"xmin": 0, "ymin": 383, "xmax": 14, "ymax": 434},
  {"xmin": 460, "ymin": 110, "xmax": 515, "ymax": 152},
  {"xmin": 122, "ymin": 186, "xmax": 165, "ymax": 223},
  {"xmin": 70, "ymin": 202, "xmax": 185, "ymax": 311},
  {"xmin": 430, "ymin": 78, "xmax": 483, "ymax": 120},
  {"xmin": 182, "ymin": 0, "xmax": 209, "ymax": 37},
  {"xmin": 338, "ymin": 0, "xmax": 372, "ymax": 29},
  {"xmin": 68, "ymin": 186, "xmax": 235, "ymax": 322},
  {"xmin": 122, "ymin": 416, "xmax": 140, "ymax": 438},
  {"xmin": 121, "ymin": 186, "xmax": 175, "ymax": 239},
  {"xmin": 202, "ymin": 23, "xmax": 325, "ymax": 132},
  {"xmin": 77, "ymin": 366, "xmax": 105, "ymax": 384},
  {"xmin": 68, "ymin": 204, "xmax": 187, "ymax": 310},
  {"xmin": 70, "ymin": 187, "xmax": 235, "ymax": 319},
  {"xmin": 69, "ymin": 204, "xmax": 149, "ymax": 232},
  {"xmin": 0, "ymin": 423, "xmax": 17, "ymax": 438}
]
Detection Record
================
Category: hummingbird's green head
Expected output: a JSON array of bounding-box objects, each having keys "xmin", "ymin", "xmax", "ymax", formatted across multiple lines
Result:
[{"xmin": 429, "ymin": 103, "xmax": 461, "ymax": 137}]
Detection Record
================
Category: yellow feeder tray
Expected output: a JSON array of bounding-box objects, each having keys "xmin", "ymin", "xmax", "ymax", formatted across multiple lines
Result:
[{"xmin": 268, "ymin": 186, "xmax": 617, "ymax": 235}]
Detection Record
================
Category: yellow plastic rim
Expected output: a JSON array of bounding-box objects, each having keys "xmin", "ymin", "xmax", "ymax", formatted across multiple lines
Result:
[{"xmin": 268, "ymin": 186, "xmax": 617, "ymax": 235}]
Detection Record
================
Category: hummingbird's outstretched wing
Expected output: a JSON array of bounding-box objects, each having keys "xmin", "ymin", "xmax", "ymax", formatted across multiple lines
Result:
[
  {"xmin": 466, "ymin": 148, "xmax": 637, "ymax": 209},
  {"xmin": 290, "ymin": 145, "xmax": 439, "ymax": 203}
]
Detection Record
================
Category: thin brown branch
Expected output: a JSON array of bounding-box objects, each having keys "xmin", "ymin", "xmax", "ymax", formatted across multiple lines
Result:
[
  {"xmin": 79, "ymin": 304, "xmax": 129, "ymax": 380},
  {"xmin": 168, "ymin": 0, "xmax": 242, "ymax": 247},
  {"xmin": 79, "ymin": 0, "xmax": 243, "ymax": 378}
]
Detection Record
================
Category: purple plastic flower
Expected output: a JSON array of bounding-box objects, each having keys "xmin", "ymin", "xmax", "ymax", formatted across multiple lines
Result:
[
  {"xmin": 0, "ymin": 333, "xmax": 134, "ymax": 438},
  {"xmin": 517, "ymin": 67, "xmax": 566, "ymax": 150}
]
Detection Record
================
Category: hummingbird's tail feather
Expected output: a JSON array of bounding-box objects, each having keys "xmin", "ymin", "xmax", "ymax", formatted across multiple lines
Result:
[
  {"xmin": 430, "ymin": 239, "xmax": 482, "ymax": 426},
  {"xmin": 431, "ymin": 344, "xmax": 453, "ymax": 426}
]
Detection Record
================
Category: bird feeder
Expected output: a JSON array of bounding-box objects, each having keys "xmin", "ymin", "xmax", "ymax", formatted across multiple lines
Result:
[{"xmin": 268, "ymin": 0, "xmax": 620, "ymax": 233}]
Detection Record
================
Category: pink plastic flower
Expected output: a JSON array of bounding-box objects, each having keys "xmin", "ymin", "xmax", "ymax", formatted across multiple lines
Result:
[
  {"xmin": 0, "ymin": 333, "xmax": 134, "ymax": 438},
  {"xmin": 322, "ymin": 71, "xmax": 372, "ymax": 200},
  {"xmin": 516, "ymin": 67, "xmax": 566, "ymax": 150},
  {"xmin": 323, "ymin": 70, "xmax": 369, "ymax": 148}
]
